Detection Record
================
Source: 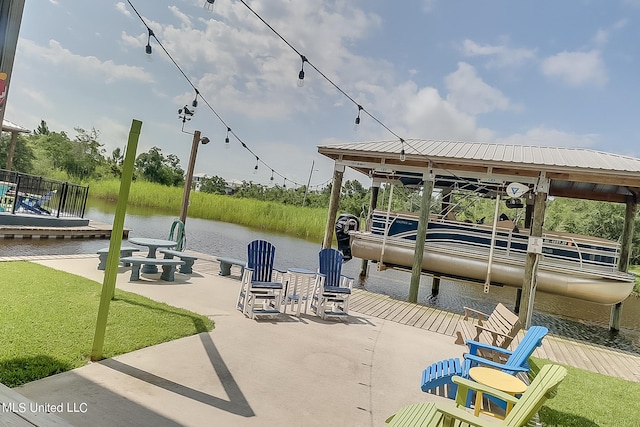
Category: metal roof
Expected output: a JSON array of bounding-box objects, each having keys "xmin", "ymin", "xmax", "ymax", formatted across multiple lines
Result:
[
  {"xmin": 317, "ymin": 139, "xmax": 640, "ymax": 203},
  {"xmin": 2, "ymin": 119, "xmax": 30, "ymax": 133}
]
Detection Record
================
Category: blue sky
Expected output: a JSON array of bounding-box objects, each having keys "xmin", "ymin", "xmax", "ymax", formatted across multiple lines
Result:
[{"xmin": 5, "ymin": 0, "xmax": 640, "ymax": 187}]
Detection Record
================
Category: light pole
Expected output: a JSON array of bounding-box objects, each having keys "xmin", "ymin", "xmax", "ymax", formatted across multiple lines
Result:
[
  {"xmin": 180, "ymin": 130, "xmax": 209, "ymax": 224},
  {"xmin": 302, "ymin": 160, "xmax": 317, "ymax": 207}
]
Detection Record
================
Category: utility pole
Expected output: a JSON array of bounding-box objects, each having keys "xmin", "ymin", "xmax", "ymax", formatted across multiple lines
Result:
[
  {"xmin": 180, "ymin": 130, "xmax": 209, "ymax": 224},
  {"xmin": 302, "ymin": 160, "xmax": 315, "ymax": 207}
]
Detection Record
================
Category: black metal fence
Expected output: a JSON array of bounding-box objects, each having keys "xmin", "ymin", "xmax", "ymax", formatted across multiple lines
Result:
[{"xmin": 0, "ymin": 169, "xmax": 89, "ymax": 218}]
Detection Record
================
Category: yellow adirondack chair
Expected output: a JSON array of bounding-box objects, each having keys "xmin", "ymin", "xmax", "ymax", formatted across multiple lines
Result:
[{"xmin": 387, "ymin": 364, "xmax": 567, "ymax": 427}]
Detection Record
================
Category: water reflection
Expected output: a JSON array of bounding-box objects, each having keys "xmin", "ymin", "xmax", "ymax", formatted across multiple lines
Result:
[{"xmin": 2, "ymin": 198, "xmax": 639, "ymax": 354}]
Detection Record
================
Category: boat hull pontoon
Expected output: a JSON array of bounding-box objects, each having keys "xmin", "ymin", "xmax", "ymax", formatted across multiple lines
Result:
[{"xmin": 349, "ymin": 211, "xmax": 634, "ymax": 305}]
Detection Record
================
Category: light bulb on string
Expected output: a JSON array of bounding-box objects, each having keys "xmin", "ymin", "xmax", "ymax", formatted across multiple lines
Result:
[
  {"xmin": 253, "ymin": 156, "xmax": 259, "ymax": 174},
  {"xmin": 297, "ymin": 55, "xmax": 307, "ymax": 87},
  {"xmin": 204, "ymin": 0, "xmax": 215, "ymax": 12},
  {"xmin": 270, "ymin": 170, "xmax": 275, "ymax": 181},
  {"xmin": 145, "ymin": 28, "xmax": 154, "ymax": 61},
  {"xmin": 192, "ymin": 89, "xmax": 199, "ymax": 108},
  {"xmin": 225, "ymin": 127, "xmax": 231, "ymax": 149},
  {"xmin": 354, "ymin": 105, "xmax": 363, "ymax": 131},
  {"xmin": 283, "ymin": 178, "xmax": 287, "ymax": 188},
  {"xmin": 400, "ymin": 138, "xmax": 406, "ymax": 162}
]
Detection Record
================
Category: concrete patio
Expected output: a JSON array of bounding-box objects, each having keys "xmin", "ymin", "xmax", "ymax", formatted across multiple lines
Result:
[{"xmin": 13, "ymin": 254, "xmax": 462, "ymax": 426}]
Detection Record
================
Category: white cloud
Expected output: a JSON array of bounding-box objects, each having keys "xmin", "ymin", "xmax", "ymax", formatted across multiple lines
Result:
[
  {"xmin": 541, "ymin": 50, "xmax": 607, "ymax": 87},
  {"xmin": 168, "ymin": 5, "xmax": 192, "ymax": 27},
  {"xmin": 496, "ymin": 127, "xmax": 599, "ymax": 147},
  {"xmin": 593, "ymin": 29, "xmax": 608, "ymax": 47},
  {"xmin": 19, "ymin": 39, "xmax": 154, "ymax": 84},
  {"xmin": 115, "ymin": 2, "xmax": 131, "ymax": 18},
  {"xmin": 445, "ymin": 62, "xmax": 512, "ymax": 115},
  {"xmin": 460, "ymin": 39, "xmax": 536, "ymax": 68},
  {"xmin": 370, "ymin": 80, "xmax": 494, "ymax": 142}
]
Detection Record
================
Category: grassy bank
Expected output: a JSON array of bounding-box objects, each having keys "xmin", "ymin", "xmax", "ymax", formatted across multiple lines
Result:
[
  {"xmin": 0, "ymin": 261, "xmax": 214, "ymax": 387},
  {"xmin": 531, "ymin": 358, "xmax": 640, "ymax": 426},
  {"xmin": 88, "ymin": 179, "xmax": 329, "ymax": 241}
]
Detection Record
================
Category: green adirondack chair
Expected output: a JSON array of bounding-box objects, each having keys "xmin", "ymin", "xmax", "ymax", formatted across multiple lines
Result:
[{"xmin": 387, "ymin": 364, "xmax": 568, "ymax": 427}]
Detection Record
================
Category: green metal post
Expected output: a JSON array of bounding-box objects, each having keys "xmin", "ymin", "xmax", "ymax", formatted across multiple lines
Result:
[
  {"xmin": 91, "ymin": 119, "xmax": 141, "ymax": 361},
  {"xmin": 408, "ymin": 169, "xmax": 433, "ymax": 303}
]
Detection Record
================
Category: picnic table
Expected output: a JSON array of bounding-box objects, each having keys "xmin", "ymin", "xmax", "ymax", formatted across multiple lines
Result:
[{"xmin": 128, "ymin": 237, "xmax": 177, "ymax": 274}]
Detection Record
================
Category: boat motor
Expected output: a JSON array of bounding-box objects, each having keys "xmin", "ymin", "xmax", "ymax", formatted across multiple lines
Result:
[{"xmin": 335, "ymin": 213, "xmax": 359, "ymax": 261}]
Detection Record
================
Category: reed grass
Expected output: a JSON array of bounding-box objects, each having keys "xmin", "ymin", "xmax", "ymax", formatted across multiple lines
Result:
[{"xmin": 88, "ymin": 179, "xmax": 329, "ymax": 241}]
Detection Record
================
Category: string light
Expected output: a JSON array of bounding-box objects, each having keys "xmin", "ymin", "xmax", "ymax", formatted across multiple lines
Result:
[
  {"xmin": 145, "ymin": 28, "xmax": 154, "ymax": 58},
  {"xmin": 253, "ymin": 156, "xmax": 259, "ymax": 174},
  {"xmin": 235, "ymin": 0, "xmax": 425, "ymax": 160},
  {"xmin": 270, "ymin": 170, "xmax": 274, "ymax": 181},
  {"xmin": 297, "ymin": 55, "xmax": 307, "ymax": 87},
  {"xmin": 224, "ymin": 126, "xmax": 231, "ymax": 150},
  {"xmin": 400, "ymin": 138, "xmax": 406, "ymax": 162},
  {"xmin": 192, "ymin": 89, "xmax": 199, "ymax": 108},
  {"xmin": 204, "ymin": 0, "xmax": 215, "ymax": 12},
  {"xmin": 126, "ymin": 0, "xmax": 327, "ymax": 189},
  {"xmin": 283, "ymin": 178, "xmax": 287, "ymax": 188},
  {"xmin": 354, "ymin": 104, "xmax": 363, "ymax": 131}
]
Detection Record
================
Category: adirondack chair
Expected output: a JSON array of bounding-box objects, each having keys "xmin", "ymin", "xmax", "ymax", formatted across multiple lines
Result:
[
  {"xmin": 16, "ymin": 190, "xmax": 56, "ymax": 215},
  {"xmin": 236, "ymin": 240, "xmax": 285, "ymax": 319},
  {"xmin": 0, "ymin": 184, "xmax": 8, "ymax": 211},
  {"xmin": 454, "ymin": 303, "xmax": 522, "ymax": 362},
  {"xmin": 421, "ymin": 326, "xmax": 548, "ymax": 401},
  {"xmin": 311, "ymin": 248, "xmax": 354, "ymax": 319},
  {"xmin": 388, "ymin": 364, "xmax": 568, "ymax": 427}
]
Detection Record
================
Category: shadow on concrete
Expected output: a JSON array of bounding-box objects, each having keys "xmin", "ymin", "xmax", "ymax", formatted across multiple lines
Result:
[{"xmin": 100, "ymin": 332, "xmax": 254, "ymax": 418}]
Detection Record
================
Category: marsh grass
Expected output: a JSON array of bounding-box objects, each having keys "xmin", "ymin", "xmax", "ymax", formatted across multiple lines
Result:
[
  {"xmin": 0, "ymin": 261, "xmax": 213, "ymax": 387},
  {"xmin": 88, "ymin": 179, "xmax": 329, "ymax": 241}
]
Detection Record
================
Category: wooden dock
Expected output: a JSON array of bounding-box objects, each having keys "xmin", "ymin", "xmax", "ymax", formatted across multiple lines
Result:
[
  {"xmin": 0, "ymin": 220, "xmax": 126, "ymax": 239},
  {"xmin": 347, "ymin": 288, "xmax": 640, "ymax": 383}
]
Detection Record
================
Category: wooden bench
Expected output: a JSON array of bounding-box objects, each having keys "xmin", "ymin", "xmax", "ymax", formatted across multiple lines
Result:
[
  {"xmin": 216, "ymin": 256, "xmax": 245, "ymax": 277},
  {"xmin": 158, "ymin": 248, "xmax": 198, "ymax": 274},
  {"xmin": 120, "ymin": 256, "xmax": 185, "ymax": 282},
  {"xmin": 96, "ymin": 246, "xmax": 141, "ymax": 270},
  {"xmin": 454, "ymin": 303, "xmax": 522, "ymax": 361}
]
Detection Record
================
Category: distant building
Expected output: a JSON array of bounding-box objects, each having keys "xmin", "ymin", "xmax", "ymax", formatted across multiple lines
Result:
[
  {"xmin": 192, "ymin": 173, "xmax": 207, "ymax": 191},
  {"xmin": 225, "ymin": 179, "xmax": 243, "ymax": 195}
]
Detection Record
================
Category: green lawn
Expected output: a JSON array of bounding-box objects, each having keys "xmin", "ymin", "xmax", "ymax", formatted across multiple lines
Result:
[
  {"xmin": 531, "ymin": 358, "xmax": 640, "ymax": 426},
  {"xmin": 0, "ymin": 261, "xmax": 214, "ymax": 387}
]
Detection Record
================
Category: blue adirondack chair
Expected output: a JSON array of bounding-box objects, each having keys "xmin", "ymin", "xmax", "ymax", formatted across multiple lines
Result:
[
  {"xmin": 421, "ymin": 326, "xmax": 548, "ymax": 403},
  {"xmin": 236, "ymin": 240, "xmax": 284, "ymax": 319},
  {"xmin": 17, "ymin": 190, "xmax": 56, "ymax": 215},
  {"xmin": 311, "ymin": 248, "xmax": 354, "ymax": 319},
  {"xmin": 0, "ymin": 184, "xmax": 8, "ymax": 211}
]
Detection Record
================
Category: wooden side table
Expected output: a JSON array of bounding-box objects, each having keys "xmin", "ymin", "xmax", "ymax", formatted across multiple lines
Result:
[{"xmin": 468, "ymin": 366, "xmax": 527, "ymax": 418}]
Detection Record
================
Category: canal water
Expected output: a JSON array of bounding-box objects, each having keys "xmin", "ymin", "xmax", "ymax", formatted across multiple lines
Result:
[{"xmin": 2, "ymin": 198, "xmax": 640, "ymax": 354}]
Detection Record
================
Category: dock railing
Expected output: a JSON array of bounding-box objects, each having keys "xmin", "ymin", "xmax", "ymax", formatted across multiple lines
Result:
[{"xmin": 0, "ymin": 169, "xmax": 89, "ymax": 218}]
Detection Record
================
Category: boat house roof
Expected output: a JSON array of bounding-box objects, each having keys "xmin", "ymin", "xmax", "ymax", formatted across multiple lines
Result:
[
  {"xmin": 2, "ymin": 119, "xmax": 30, "ymax": 133},
  {"xmin": 317, "ymin": 139, "xmax": 640, "ymax": 203}
]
